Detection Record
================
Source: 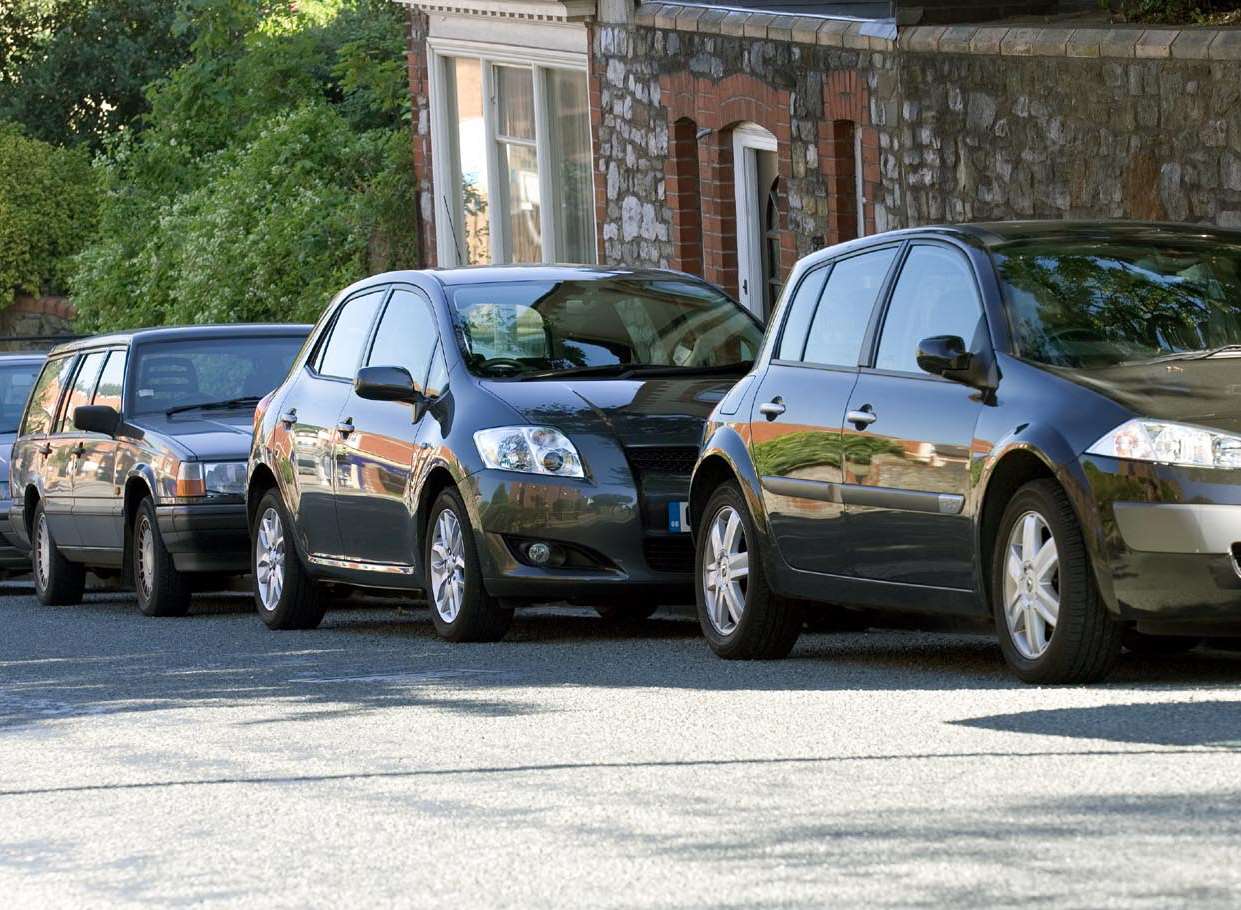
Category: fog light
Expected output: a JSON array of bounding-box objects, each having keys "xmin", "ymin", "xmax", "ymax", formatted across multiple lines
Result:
[{"xmin": 527, "ymin": 542, "xmax": 552, "ymax": 565}]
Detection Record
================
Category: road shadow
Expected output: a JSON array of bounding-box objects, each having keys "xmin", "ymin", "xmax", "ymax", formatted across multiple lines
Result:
[{"xmin": 953, "ymin": 700, "xmax": 1241, "ymax": 748}]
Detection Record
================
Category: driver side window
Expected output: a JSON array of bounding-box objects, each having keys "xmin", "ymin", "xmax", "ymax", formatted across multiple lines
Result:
[
  {"xmin": 875, "ymin": 245, "xmax": 983, "ymax": 374},
  {"xmin": 367, "ymin": 289, "xmax": 439, "ymax": 389},
  {"xmin": 315, "ymin": 289, "xmax": 386, "ymax": 379}
]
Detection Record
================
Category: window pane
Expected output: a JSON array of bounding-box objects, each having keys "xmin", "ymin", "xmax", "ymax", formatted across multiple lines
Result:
[
  {"xmin": 495, "ymin": 66, "xmax": 535, "ymax": 140},
  {"xmin": 93, "ymin": 351, "xmax": 126, "ymax": 412},
  {"xmin": 500, "ymin": 142, "xmax": 542, "ymax": 263},
  {"xmin": 777, "ymin": 266, "xmax": 829, "ymax": 361},
  {"xmin": 802, "ymin": 247, "xmax": 897, "ymax": 367},
  {"xmin": 367, "ymin": 289, "xmax": 439, "ymax": 388},
  {"xmin": 546, "ymin": 68, "xmax": 595, "ymax": 264},
  {"xmin": 59, "ymin": 352, "xmax": 107, "ymax": 432},
  {"xmin": 445, "ymin": 57, "xmax": 489, "ymax": 265},
  {"xmin": 876, "ymin": 246, "xmax": 983, "ymax": 374},
  {"xmin": 21, "ymin": 357, "xmax": 74, "ymax": 436},
  {"xmin": 319, "ymin": 291, "xmax": 385, "ymax": 379},
  {"xmin": 0, "ymin": 360, "xmax": 42, "ymax": 434}
]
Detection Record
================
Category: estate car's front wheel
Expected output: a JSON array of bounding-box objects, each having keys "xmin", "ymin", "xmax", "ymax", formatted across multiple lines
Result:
[
  {"xmin": 32, "ymin": 501, "xmax": 85, "ymax": 606},
  {"xmin": 425, "ymin": 488, "xmax": 512, "ymax": 643},
  {"xmin": 252, "ymin": 489, "xmax": 324, "ymax": 630},
  {"xmin": 992, "ymin": 479, "xmax": 1122, "ymax": 684},
  {"xmin": 695, "ymin": 483, "xmax": 802, "ymax": 659},
  {"xmin": 134, "ymin": 498, "xmax": 191, "ymax": 617}
]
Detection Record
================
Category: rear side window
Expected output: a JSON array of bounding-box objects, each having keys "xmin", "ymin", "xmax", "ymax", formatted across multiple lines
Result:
[
  {"xmin": 58, "ymin": 351, "xmax": 108, "ymax": 433},
  {"xmin": 776, "ymin": 266, "xmax": 830, "ymax": 361},
  {"xmin": 875, "ymin": 245, "xmax": 984, "ymax": 374},
  {"xmin": 21, "ymin": 356, "xmax": 75, "ymax": 436},
  {"xmin": 802, "ymin": 247, "xmax": 898, "ymax": 367},
  {"xmin": 315, "ymin": 289, "xmax": 386, "ymax": 379},
  {"xmin": 0, "ymin": 361, "xmax": 42, "ymax": 434},
  {"xmin": 93, "ymin": 350, "xmax": 127, "ymax": 412},
  {"xmin": 367, "ymin": 288, "xmax": 439, "ymax": 388}
]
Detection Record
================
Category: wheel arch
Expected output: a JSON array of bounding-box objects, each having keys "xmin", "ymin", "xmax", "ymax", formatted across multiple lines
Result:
[
  {"xmin": 247, "ymin": 462, "xmax": 279, "ymax": 528},
  {"xmin": 121, "ymin": 471, "xmax": 157, "ymax": 587},
  {"xmin": 415, "ymin": 464, "xmax": 459, "ymax": 561}
]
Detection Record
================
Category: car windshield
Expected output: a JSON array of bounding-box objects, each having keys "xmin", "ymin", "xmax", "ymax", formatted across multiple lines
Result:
[
  {"xmin": 129, "ymin": 335, "xmax": 305, "ymax": 416},
  {"xmin": 0, "ymin": 360, "xmax": 42, "ymax": 433},
  {"xmin": 447, "ymin": 277, "xmax": 763, "ymax": 379},
  {"xmin": 996, "ymin": 237, "xmax": 1241, "ymax": 369}
]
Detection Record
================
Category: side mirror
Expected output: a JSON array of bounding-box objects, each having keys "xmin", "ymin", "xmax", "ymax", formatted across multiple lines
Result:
[
  {"xmin": 355, "ymin": 365, "xmax": 426, "ymax": 406},
  {"xmin": 916, "ymin": 335, "xmax": 972, "ymax": 378},
  {"xmin": 74, "ymin": 405, "xmax": 121, "ymax": 437}
]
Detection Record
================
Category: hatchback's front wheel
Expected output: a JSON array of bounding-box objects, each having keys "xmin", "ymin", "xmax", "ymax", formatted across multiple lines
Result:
[
  {"xmin": 695, "ymin": 483, "xmax": 802, "ymax": 659},
  {"xmin": 425, "ymin": 488, "xmax": 512, "ymax": 642},
  {"xmin": 992, "ymin": 479, "xmax": 1122, "ymax": 684},
  {"xmin": 252, "ymin": 489, "xmax": 324, "ymax": 630}
]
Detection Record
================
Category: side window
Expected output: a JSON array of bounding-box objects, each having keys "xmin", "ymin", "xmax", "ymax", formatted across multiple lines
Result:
[
  {"xmin": 58, "ymin": 351, "xmax": 108, "ymax": 433},
  {"xmin": 776, "ymin": 266, "xmax": 830, "ymax": 361},
  {"xmin": 424, "ymin": 343, "xmax": 450, "ymax": 399},
  {"xmin": 367, "ymin": 288, "xmax": 439, "ymax": 388},
  {"xmin": 875, "ymin": 245, "xmax": 984, "ymax": 374},
  {"xmin": 92, "ymin": 350, "xmax": 127, "ymax": 412},
  {"xmin": 315, "ymin": 289, "xmax": 386, "ymax": 379},
  {"xmin": 21, "ymin": 356, "xmax": 75, "ymax": 436},
  {"xmin": 802, "ymin": 247, "xmax": 898, "ymax": 367}
]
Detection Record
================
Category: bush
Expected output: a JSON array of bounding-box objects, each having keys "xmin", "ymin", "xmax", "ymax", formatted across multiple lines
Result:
[{"xmin": 0, "ymin": 124, "xmax": 99, "ymax": 306}]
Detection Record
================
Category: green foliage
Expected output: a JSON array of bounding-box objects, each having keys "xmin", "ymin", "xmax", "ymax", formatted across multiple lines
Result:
[
  {"xmin": 0, "ymin": 0, "xmax": 191, "ymax": 148},
  {"xmin": 751, "ymin": 431, "xmax": 905, "ymax": 478},
  {"xmin": 1112, "ymin": 0, "xmax": 1241, "ymax": 23},
  {"xmin": 0, "ymin": 124, "xmax": 99, "ymax": 305},
  {"xmin": 70, "ymin": 0, "xmax": 417, "ymax": 331}
]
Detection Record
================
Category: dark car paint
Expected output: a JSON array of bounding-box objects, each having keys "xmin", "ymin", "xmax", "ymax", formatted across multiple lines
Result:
[
  {"xmin": 250, "ymin": 267, "xmax": 758, "ymax": 602},
  {"xmin": 8, "ymin": 325, "xmax": 309, "ymax": 575},
  {"xmin": 692, "ymin": 221, "xmax": 1241, "ymax": 636}
]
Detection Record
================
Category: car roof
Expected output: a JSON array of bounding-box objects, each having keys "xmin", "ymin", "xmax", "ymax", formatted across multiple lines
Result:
[
  {"xmin": 47, "ymin": 323, "xmax": 311, "ymax": 358},
  {"xmin": 0, "ymin": 352, "xmax": 47, "ymax": 364},
  {"xmin": 341, "ymin": 264, "xmax": 709, "ymax": 293}
]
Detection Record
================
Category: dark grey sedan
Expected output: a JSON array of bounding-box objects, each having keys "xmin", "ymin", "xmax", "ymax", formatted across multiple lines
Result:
[
  {"xmin": 8, "ymin": 325, "xmax": 308, "ymax": 614},
  {"xmin": 247, "ymin": 266, "xmax": 762, "ymax": 641}
]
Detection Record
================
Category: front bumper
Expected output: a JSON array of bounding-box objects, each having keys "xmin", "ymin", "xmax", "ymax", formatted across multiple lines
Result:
[
  {"xmin": 460, "ymin": 469, "xmax": 693, "ymax": 601},
  {"xmin": 156, "ymin": 502, "xmax": 250, "ymax": 574}
]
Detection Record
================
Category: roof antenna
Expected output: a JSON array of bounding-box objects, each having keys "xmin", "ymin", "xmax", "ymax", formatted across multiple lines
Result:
[{"xmin": 442, "ymin": 194, "xmax": 466, "ymax": 266}]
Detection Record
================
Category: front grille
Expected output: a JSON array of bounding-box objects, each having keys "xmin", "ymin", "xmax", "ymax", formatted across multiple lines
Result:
[
  {"xmin": 625, "ymin": 445, "xmax": 699, "ymax": 477},
  {"xmin": 644, "ymin": 536, "xmax": 694, "ymax": 574}
]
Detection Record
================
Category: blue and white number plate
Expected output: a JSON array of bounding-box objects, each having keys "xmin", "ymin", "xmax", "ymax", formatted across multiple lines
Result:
[{"xmin": 668, "ymin": 501, "xmax": 690, "ymax": 533}]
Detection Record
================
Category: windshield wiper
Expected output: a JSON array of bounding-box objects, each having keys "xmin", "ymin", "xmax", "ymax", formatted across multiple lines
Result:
[
  {"xmin": 165, "ymin": 395, "xmax": 262, "ymax": 417},
  {"xmin": 517, "ymin": 361, "xmax": 752, "ymax": 381},
  {"xmin": 1135, "ymin": 345, "xmax": 1241, "ymax": 365}
]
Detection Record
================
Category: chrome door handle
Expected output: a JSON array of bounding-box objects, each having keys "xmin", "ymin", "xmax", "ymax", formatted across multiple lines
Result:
[
  {"xmin": 336, "ymin": 419, "xmax": 355, "ymax": 437},
  {"xmin": 759, "ymin": 399, "xmax": 786, "ymax": 420},
  {"xmin": 279, "ymin": 409, "xmax": 297, "ymax": 427},
  {"xmin": 38, "ymin": 443, "xmax": 52, "ymax": 457},
  {"xmin": 847, "ymin": 407, "xmax": 877, "ymax": 429}
]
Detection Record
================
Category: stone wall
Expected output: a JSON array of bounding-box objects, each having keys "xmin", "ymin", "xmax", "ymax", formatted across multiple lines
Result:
[{"xmin": 0, "ymin": 295, "xmax": 76, "ymax": 351}]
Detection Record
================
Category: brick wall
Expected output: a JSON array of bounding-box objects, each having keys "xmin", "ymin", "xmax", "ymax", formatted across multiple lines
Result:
[
  {"xmin": 0, "ymin": 295, "xmax": 76, "ymax": 350},
  {"xmin": 406, "ymin": 7, "xmax": 436, "ymax": 268}
]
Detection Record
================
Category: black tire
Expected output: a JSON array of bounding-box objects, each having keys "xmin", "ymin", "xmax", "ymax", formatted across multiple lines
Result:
[
  {"xmin": 133, "ymin": 497, "xmax": 191, "ymax": 617},
  {"xmin": 695, "ymin": 483, "xmax": 802, "ymax": 659},
  {"xmin": 593, "ymin": 602, "xmax": 660, "ymax": 624},
  {"xmin": 31, "ymin": 500, "xmax": 85, "ymax": 606},
  {"xmin": 1122, "ymin": 630, "xmax": 1202, "ymax": 656},
  {"xmin": 991, "ymin": 479, "xmax": 1122, "ymax": 684},
  {"xmin": 424, "ymin": 487, "xmax": 512, "ymax": 643},
  {"xmin": 251, "ymin": 488, "xmax": 325, "ymax": 630}
]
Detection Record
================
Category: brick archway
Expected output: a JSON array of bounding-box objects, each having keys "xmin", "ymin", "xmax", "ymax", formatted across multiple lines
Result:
[{"xmin": 821, "ymin": 70, "xmax": 879, "ymax": 243}]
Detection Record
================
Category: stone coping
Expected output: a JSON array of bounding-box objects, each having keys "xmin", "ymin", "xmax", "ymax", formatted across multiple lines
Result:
[{"xmin": 634, "ymin": 1, "xmax": 1241, "ymax": 61}]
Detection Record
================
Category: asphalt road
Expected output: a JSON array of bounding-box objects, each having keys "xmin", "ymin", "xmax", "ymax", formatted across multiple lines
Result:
[{"xmin": 2, "ymin": 582, "xmax": 1240, "ymax": 908}]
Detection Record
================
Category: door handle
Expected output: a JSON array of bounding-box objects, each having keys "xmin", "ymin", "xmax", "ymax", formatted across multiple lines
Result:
[
  {"xmin": 336, "ymin": 419, "xmax": 355, "ymax": 437},
  {"xmin": 279, "ymin": 409, "xmax": 297, "ymax": 427},
  {"xmin": 72, "ymin": 443, "xmax": 86, "ymax": 457},
  {"xmin": 847, "ymin": 406, "xmax": 877, "ymax": 430},
  {"xmin": 759, "ymin": 398, "xmax": 786, "ymax": 420},
  {"xmin": 38, "ymin": 443, "xmax": 52, "ymax": 457}
]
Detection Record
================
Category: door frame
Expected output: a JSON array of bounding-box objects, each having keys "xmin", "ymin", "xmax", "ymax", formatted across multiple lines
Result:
[{"xmin": 732, "ymin": 123, "xmax": 779, "ymax": 319}]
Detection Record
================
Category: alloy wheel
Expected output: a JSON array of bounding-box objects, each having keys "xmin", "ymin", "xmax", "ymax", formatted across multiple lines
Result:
[
  {"xmin": 1002, "ymin": 510, "xmax": 1060, "ymax": 660},
  {"xmin": 35, "ymin": 513, "xmax": 50, "ymax": 591},
  {"xmin": 703, "ymin": 504, "xmax": 749, "ymax": 636},
  {"xmin": 136, "ymin": 516, "xmax": 156, "ymax": 600},
  {"xmin": 429, "ymin": 509, "xmax": 466, "ymax": 623},
  {"xmin": 254, "ymin": 507, "xmax": 286, "ymax": 612}
]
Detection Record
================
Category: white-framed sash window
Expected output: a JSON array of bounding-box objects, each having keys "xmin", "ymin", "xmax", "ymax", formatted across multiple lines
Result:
[{"xmin": 428, "ymin": 38, "xmax": 596, "ymax": 267}]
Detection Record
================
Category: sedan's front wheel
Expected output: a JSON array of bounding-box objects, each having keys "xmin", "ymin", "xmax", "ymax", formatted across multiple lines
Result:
[
  {"xmin": 134, "ymin": 498, "xmax": 191, "ymax": 617},
  {"xmin": 252, "ymin": 489, "xmax": 324, "ymax": 630},
  {"xmin": 32, "ymin": 501, "xmax": 85, "ymax": 606},
  {"xmin": 425, "ymin": 488, "xmax": 512, "ymax": 642},
  {"xmin": 695, "ymin": 483, "xmax": 802, "ymax": 659}
]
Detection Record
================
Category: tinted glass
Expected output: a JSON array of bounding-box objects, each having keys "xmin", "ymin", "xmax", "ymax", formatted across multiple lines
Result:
[
  {"xmin": 776, "ymin": 266, "xmax": 830, "ymax": 361},
  {"xmin": 93, "ymin": 350, "xmax": 126, "ymax": 411},
  {"xmin": 318, "ymin": 291, "xmax": 385, "ymax": 378},
  {"xmin": 425, "ymin": 344, "xmax": 449, "ymax": 399},
  {"xmin": 59, "ymin": 352, "xmax": 107, "ymax": 432},
  {"xmin": 130, "ymin": 336, "xmax": 305, "ymax": 415},
  {"xmin": 0, "ymin": 360, "xmax": 42, "ymax": 434},
  {"xmin": 367, "ymin": 289, "xmax": 438, "ymax": 386},
  {"xmin": 21, "ymin": 356, "xmax": 74, "ymax": 436},
  {"xmin": 448, "ymin": 278, "xmax": 762, "ymax": 378},
  {"xmin": 997, "ymin": 237, "xmax": 1241, "ymax": 368},
  {"xmin": 802, "ymin": 247, "xmax": 897, "ymax": 367},
  {"xmin": 876, "ymin": 246, "xmax": 984, "ymax": 373}
]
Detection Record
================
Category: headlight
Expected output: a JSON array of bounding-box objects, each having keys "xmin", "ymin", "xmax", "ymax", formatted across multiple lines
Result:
[
  {"xmin": 175, "ymin": 461, "xmax": 247, "ymax": 497},
  {"xmin": 1086, "ymin": 419, "xmax": 1241, "ymax": 469},
  {"xmin": 473, "ymin": 426, "xmax": 584, "ymax": 478}
]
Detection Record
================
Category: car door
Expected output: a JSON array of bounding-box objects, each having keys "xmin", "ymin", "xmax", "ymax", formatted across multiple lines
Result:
[
  {"xmin": 334, "ymin": 286, "xmax": 441, "ymax": 566},
  {"xmin": 46, "ymin": 350, "xmax": 108, "ymax": 548},
  {"xmin": 842, "ymin": 242, "xmax": 988, "ymax": 590},
  {"xmin": 72, "ymin": 348, "xmax": 127, "ymax": 551},
  {"xmin": 749, "ymin": 245, "xmax": 900, "ymax": 575},
  {"xmin": 18, "ymin": 354, "xmax": 78, "ymax": 541},
  {"xmin": 284, "ymin": 287, "xmax": 387, "ymax": 559}
]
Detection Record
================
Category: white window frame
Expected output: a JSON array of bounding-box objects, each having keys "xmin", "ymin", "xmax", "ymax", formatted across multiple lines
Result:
[
  {"xmin": 732, "ymin": 122, "xmax": 779, "ymax": 319},
  {"xmin": 427, "ymin": 38, "xmax": 596, "ymax": 267}
]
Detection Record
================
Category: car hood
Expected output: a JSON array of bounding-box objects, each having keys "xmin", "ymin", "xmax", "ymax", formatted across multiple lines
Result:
[
  {"xmin": 482, "ymin": 375, "xmax": 736, "ymax": 447},
  {"xmin": 129, "ymin": 410, "xmax": 255, "ymax": 461},
  {"xmin": 1053, "ymin": 358, "xmax": 1241, "ymax": 436}
]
